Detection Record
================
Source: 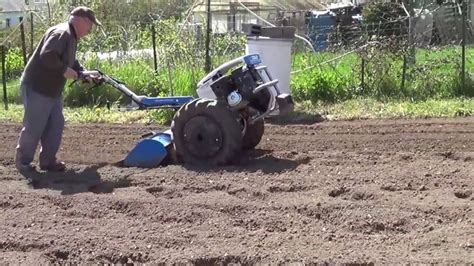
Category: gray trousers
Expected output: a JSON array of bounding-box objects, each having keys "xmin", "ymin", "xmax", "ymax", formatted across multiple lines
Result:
[{"xmin": 15, "ymin": 84, "xmax": 64, "ymax": 167}]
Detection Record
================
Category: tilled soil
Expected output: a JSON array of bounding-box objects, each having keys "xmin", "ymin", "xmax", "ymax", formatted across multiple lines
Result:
[{"xmin": 0, "ymin": 117, "xmax": 473, "ymax": 264}]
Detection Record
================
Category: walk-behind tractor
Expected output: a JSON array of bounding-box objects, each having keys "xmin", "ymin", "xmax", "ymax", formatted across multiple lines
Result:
[{"xmin": 79, "ymin": 54, "xmax": 293, "ymax": 167}]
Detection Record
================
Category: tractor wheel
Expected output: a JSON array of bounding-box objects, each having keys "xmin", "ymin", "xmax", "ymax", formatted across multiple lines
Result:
[
  {"xmin": 242, "ymin": 118, "xmax": 264, "ymax": 150},
  {"xmin": 171, "ymin": 99, "xmax": 242, "ymax": 166}
]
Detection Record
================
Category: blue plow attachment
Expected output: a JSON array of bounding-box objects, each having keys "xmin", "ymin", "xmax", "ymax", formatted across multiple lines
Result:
[{"xmin": 123, "ymin": 130, "xmax": 173, "ymax": 168}]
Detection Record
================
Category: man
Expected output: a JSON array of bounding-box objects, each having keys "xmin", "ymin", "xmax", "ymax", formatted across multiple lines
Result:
[{"xmin": 15, "ymin": 6, "xmax": 102, "ymax": 172}]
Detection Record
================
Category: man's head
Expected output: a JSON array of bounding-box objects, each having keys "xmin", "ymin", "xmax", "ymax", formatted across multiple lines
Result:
[{"xmin": 69, "ymin": 6, "xmax": 101, "ymax": 39}]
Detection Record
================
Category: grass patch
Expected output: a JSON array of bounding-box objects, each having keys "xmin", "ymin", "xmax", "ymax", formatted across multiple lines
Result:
[
  {"xmin": 0, "ymin": 104, "xmax": 24, "ymax": 122},
  {"xmin": 0, "ymin": 104, "xmax": 176, "ymax": 125},
  {"xmin": 3, "ymin": 47, "xmax": 474, "ymax": 107},
  {"xmin": 1, "ymin": 79, "xmax": 21, "ymax": 104},
  {"xmin": 1, "ymin": 98, "xmax": 472, "ymax": 125},
  {"xmin": 301, "ymin": 98, "xmax": 474, "ymax": 120}
]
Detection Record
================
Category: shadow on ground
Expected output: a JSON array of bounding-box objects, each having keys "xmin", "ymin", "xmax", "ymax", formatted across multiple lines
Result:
[
  {"xmin": 266, "ymin": 111, "xmax": 325, "ymax": 125},
  {"xmin": 182, "ymin": 149, "xmax": 311, "ymax": 174},
  {"xmin": 19, "ymin": 163, "xmax": 130, "ymax": 195}
]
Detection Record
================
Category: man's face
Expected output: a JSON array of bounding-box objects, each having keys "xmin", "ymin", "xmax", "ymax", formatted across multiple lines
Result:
[{"xmin": 77, "ymin": 17, "xmax": 94, "ymax": 39}]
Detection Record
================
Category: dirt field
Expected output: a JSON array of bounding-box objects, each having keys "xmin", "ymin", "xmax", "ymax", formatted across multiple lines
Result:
[{"xmin": 0, "ymin": 117, "xmax": 472, "ymax": 264}]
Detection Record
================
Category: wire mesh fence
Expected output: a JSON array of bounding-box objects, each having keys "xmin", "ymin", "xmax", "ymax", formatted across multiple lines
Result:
[{"xmin": 1, "ymin": 0, "xmax": 473, "ymax": 109}]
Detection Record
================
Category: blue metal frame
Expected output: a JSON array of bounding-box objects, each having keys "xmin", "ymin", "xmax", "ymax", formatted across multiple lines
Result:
[
  {"xmin": 243, "ymin": 54, "xmax": 262, "ymax": 66},
  {"xmin": 140, "ymin": 96, "xmax": 194, "ymax": 108}
]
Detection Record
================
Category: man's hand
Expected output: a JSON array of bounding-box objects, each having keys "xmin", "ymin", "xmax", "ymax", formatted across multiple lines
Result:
[
  {"xmin": 64, "ymin": 67, "xmax": 78, "ymax": 79},
  {"xmin": 86, "ymin": 76, "xmax": 102, "ymax": 84},
  {"xmin": 83, "ymin": 74, "xmax": 103, "ymax": 85}
]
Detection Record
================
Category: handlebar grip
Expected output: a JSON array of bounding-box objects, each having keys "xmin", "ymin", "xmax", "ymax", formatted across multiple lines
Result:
[
  {"xmin": 78, "ymin": 70, "xmax": 101, "ymax": 80},
  {"xmin": 70, "ymin": 69, "xmax": 104, "ymax": 87},
  {"xmin": 81, "ymin": 70, "xmax": 101, "ymax": 76}
]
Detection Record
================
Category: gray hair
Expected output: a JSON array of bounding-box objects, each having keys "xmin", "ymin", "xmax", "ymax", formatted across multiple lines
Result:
[{"xmin": 68, "ymin": 15, "xmax": 80, "ymax": 23}]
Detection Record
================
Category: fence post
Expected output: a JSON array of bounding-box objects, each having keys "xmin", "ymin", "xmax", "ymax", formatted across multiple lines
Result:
[
  {"xmin": 46, "ymin": 0, "xmax": 51, "ymax": 24},
  {"xmin": 1, "ymin": 45, "xmax": 8, "ymax": 111},
  {"xmin": 19, "ymin": 17, "xmax": 27, "ymax": 66},
  {"xmin": 205, "ymin": 0, "xmax": 212, "ymax": 72},
  {"xmin": 167, "ymin": 59, "xmax": 174, "ymax": 96},
  {"xmin": 461, "ymin": 0, "xmax": 466, "ymax": 93},
  {"xmin": 361, "ymin": 57, "xmax": 365, "ymax": 90},
  {"xmin": 401, "ymin": 55, "xmax": 407, "ymax": 93},
  {"xmin": 30, "ymin": 12, "xmax": 34, "ymax": 56},
  {"xmin": 151, "ymin": 24, "xmax": 158, "ymax": 72}
]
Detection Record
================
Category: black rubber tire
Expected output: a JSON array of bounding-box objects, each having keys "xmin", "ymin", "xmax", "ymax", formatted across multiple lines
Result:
[
  {"xmin": 242, "ymin": 118, "xmax": 265, "ymax": 150},
  {"xmin": 171, "ymin": 99, "xmax": 243, "ymax": 166}
]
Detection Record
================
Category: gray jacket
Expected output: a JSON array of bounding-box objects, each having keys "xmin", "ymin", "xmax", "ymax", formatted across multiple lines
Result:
[{"xmin": 21, "ymin": 22, "xmax": 83, "ymax": 98}]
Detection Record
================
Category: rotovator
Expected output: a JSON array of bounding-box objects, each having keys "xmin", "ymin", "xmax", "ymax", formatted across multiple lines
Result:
[{"xmin": 79, "ymin": 54, "xmax": 293, "ymax": 167}]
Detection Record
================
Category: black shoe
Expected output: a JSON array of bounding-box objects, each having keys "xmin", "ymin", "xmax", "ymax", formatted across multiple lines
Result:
[
  {"xmin": 16, "ymin": 162, "xmax": 36, "ymax": 172},
  {"xmin": 40, "ymin": 161, "xmax": 66, "ymax": 172}
]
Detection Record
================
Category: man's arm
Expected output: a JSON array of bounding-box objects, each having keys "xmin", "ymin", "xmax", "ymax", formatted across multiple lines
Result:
[
  {"xmin": 39, "ymin": 32, "xmax": 67, "ymax": 72},
  {"xmin": 72, "ymin": 60, "xmax": 85, "ymax": 72},
  {"xmin": 39, "ymin": 32, "xmax": 77, "ymax": 79}
]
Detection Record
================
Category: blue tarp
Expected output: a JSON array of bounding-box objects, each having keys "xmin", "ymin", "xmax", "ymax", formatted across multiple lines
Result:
[{"xmin": 307, "ymin": 10, "xmax": 336, "ymax": 51}]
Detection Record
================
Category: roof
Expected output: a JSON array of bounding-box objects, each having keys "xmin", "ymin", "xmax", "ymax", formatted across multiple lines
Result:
[
  {"xmin": 0, "ymin": 0, "xmax": 28, "ymax": 12},
  {"xmin": 265, "ymin": 0, "xmax": 326, "ymax": 10},
  {"xmin": 326, "ymin": 2, "xmax": 354, "ymax": 10},
  {"xmin": 193, "ymin": 0, "xmax": 327, "ymax": 12}
]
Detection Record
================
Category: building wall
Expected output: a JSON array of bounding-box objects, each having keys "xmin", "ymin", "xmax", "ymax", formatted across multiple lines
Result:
[
  {"xmin": 0, "ymin": 11, "xmax": 28, "ymax": 29},
  {"xmin": 0, "ymin": 0, "xmax": 48, "ymax": 29}
]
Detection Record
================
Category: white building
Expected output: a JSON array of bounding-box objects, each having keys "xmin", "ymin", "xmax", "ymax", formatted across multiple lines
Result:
[
  {"xmin": 0, "ymin": 0, "xmax": 48, "ymax": 29},
  {"xmin": 191, "ymin": 0, "xmax": 325, "ymax": 33}
]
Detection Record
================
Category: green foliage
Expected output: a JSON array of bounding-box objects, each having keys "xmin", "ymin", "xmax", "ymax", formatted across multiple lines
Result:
[
  {"xmin": 290, "ymin": 46, "xmax": 473, "ymax": 103},
  {"xmin": 362, "ymin": 2, "xmax": 408, "ymax": 38},
  {"xmin": 4, "ymin": 48, "xmax": 23, "ymax": 79},
  {"xmin": 1, "ymin": 0, "xmax": 472, "ymax": 125},
  {"xmin": 4, "ymin": 79, "xmax": 21, "ymax": 104},
  {"xmin": 211, "ymin": 33, "xmax": 246, "ymax": 58},
  {"xmin": 4, "ymin": 47, "xmax": 474, "ymax": 109},
  {"xmin": 309, "ymin": 98, "xmax": 474, "ymax": 120},
  {"xmin": 62, "ymin": 54, "xmax": 202, "ymax": 108},
  {"xmin": 292, "ymin": 68, "xmax": 352, "ymax": 102},
  {"xmin": 64, "ymin": 57, "xmax": 161, "ymax": 107},
  {"xmin": 2, "ymin": 98, "xmax": 473, "ymax": 125},
  {"xmin": 361, "ymin": 52, "xmax": 402, "ymax": 99}
]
